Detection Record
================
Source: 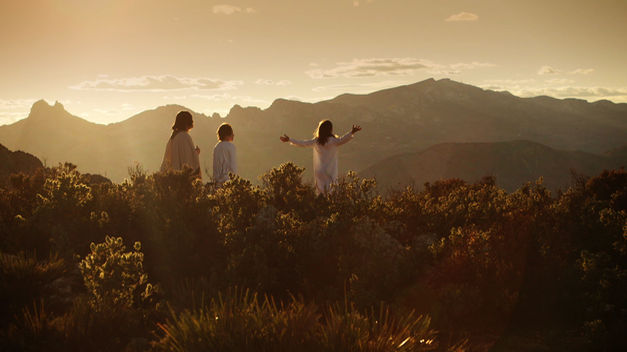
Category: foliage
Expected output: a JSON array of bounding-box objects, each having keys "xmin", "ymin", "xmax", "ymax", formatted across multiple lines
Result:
[
  {"xmin": 157, "ymin": 287, "xmax": 436, "ymax": 352},
  {"xmin": 0, "ymin": 162, "xmax": 626, "ymax": 350},
  {"xmin": 318, "ymin": 300, "xmax": 436, "ymax": 352},
  {"xmin": 79, "ymin": 235, "xmax": 154, "ymax": 309},
  {"xmin": 0, "ymin": 252, "xmax": 66, "ymax": 327}
]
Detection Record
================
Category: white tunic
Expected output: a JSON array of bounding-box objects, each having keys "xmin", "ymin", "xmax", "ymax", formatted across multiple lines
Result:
[
  {"xmin": 289, "ymin": 131, "xmax": 353, "ymax": 194},
  {"xmin": 213, "ymin": 141, "xmax": 237, "ymax": 184},
  {"xmin": 160, "ymin": 131, "xmax": 200, "ymax": 174}
]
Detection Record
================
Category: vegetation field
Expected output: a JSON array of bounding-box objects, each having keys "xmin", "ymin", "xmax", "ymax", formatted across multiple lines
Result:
[{"xmin": 1, "ymin": 163, "xmax": 625, "ymax": 351}]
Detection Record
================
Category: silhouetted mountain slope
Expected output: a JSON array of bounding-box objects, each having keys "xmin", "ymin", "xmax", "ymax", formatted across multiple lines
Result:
[
  {"xmin": 0, "ymin": 144, "xmax": 43, "ymax": 186},
  {"xmin": 226, "ymin": 78, "xmax": 627, "ymax": 183},
  {"xmin": 0, "ymin": 79, "xmax": 626, "ymax": 182},
  {"xmin": 606, "ymin": 144, "xmax": 627, "ymax": 166},
  {"xmin": 359, "ymin": 140, "xmax": 624, "ymax": 192},
  {"xmin": 0, "ymin": 102, "xmax": 220, "ymax": 180}
]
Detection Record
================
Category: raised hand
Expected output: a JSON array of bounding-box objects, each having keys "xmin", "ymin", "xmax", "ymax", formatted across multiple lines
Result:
[
  {"xmin": 280, "ymin": 134, "xmax": 290, "ymax": 142},
  {"xmin": 351, "ymin": 125, "xmax": 362, "ymax": 134}
]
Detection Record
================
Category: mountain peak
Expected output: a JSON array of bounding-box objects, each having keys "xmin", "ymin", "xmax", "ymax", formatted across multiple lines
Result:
[
  {"xmin": 29, "ymin": 99, "xmax": 68, "ymax": 117},
  {"xmin": 267, "ymin": 98, "xmax": 310, "ymax": 112},
  {"xmin": 30, "ymin": 99, "xmax": 51, "ymax": 113}
]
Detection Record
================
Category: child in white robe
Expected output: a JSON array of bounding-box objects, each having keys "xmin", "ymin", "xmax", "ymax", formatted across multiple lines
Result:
[
  {"xmin": 160, "ymin": 111, "xmax": 201, "ymax": 177},
  {"xmin": 280, "ymin": 120, "xmax": 361, "ymax": 194},
  {"xmin": 213, "ymin": 123, "xmax": 237, "ymax": 185}
]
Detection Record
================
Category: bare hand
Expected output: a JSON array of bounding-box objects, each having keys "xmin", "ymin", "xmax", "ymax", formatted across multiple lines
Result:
[
  {"xmin": 351, "ymin": 125, "xmax": 362, "ymax": 134},
  {"xmin": 195, "ymin": 146, "xmax": 200, "ymax": 154},
  {"xmin": 280, "ymin": 134, "xmax": 290, "ymax": 143}
]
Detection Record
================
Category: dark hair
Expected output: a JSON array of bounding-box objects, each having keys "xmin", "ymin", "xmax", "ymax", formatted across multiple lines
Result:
[
  {"xmin": 171, "ymin": 111, "xmax": 193, "ymax": 139},
  {"xmin": 217, "ymin": 123, "xmax": 234, "ymax": 141},
  {"xmin": 315, "ymin": 120, "xmax": 336, "ymax": 145}
]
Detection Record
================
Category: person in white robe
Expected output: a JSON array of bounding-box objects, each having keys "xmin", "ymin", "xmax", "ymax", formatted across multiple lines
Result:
[
  {"xmin": 280, "ymin": 120, "xmax": 361, "ymax": 194},
  {"xmin": 213, "ymin": 123, "xmax": 237, "ymax": 185},
  {"xmin": 160, "ymin": 110, "xmax": 201, "ymax": 177}
]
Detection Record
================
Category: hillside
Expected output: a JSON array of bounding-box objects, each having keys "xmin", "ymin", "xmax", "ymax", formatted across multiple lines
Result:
[
  {"xmin": 0, "ymin": 78, "xmax": 626, "ymax": 182},
  {"xmin": 0, "ymin": 143, "xmax": 43, "ymax": 186},
  {"xmin": 359, "ymin": 140, "xmax": 625, "ymax": 192},
  {"xmin": 0, "ymin": 101, "xmax": 221, "ymax": 181}
]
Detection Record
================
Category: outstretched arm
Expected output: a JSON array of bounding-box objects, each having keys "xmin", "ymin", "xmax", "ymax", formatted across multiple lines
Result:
[
  {"xmin": 280, "ymin": 134, "xmax": 315, "ymax": 147},
  {"xmin": 336, "ymin": 124, "xmax": 362, "ymax": 146}
]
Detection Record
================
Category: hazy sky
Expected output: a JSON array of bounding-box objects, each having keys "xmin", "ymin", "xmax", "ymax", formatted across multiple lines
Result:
[{"xmin": 1, "ymin": 0, "xmax": 626, "ymax": 125}]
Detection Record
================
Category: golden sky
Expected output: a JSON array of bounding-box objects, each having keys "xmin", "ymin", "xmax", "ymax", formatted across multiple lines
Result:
[{"xmin": 1, "ymin": 0, "xmax": 626, "ymax": 124}]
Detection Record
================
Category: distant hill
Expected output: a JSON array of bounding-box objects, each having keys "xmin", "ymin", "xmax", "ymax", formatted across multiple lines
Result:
[
  {"xmin": 606, "ymin": 144, "xmax": 627, "ymax": 165},
  {"xmin": 0, "ymin": 78, "xmax": 626, "ymax": 182},
  {"xmin": 0, "ymin": 144, "xmax": 43, "ymax": 186},
  {"xmin": 0, "ymin": 101, "xmax": 220, "ymax": 181},
  {"xmin": 359, "ymin": 140, "xmax": 626, "ymax": 192}
]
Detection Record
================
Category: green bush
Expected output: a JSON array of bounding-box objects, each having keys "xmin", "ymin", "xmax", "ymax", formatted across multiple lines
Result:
[
  {"xmin": 79, "ymin": 235, "xmax": 154, "ymax": 309},
  {"xmin": 1, "ymin": 162, "xmax": 626, "ymax": 351}
]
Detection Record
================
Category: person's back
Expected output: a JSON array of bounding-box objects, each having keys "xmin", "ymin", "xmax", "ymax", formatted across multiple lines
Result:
[
  {"xmin": 160, "ymin": 111, "xmax": 200, "ymax": 176},
  {"xmin": 161, "ymin": 131, "xmax": 198, "ymax": 170},
  {"xmin": 312, "ymin": 135, "xmax": 345, "ymax": 185},
  {"xmin": 280, "ymin": 120, "xmax": 361, "ymax": 194},
  {"xmin": 212, "ymin": 123, "xmax": 237, "ymax": 184}
]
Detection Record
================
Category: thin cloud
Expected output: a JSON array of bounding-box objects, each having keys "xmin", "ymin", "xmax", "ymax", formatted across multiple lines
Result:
[
  {"xmin": 161, "ymin": 95, "xmax": 189, "ymax": 100},
  {"xmin": 0, "ymin": 98, "xmax": 37, "ymax": 124},
  {"xmin": 191, "ymin": 93, "xmax": 268, "ymax": 105},
  {"xmin": 312, "ymin": 80, "xmax": 405, "ymax": 93},
  {"xmin": 120, "ymin": 103, "xmax": 136, "ymax": 111},
  {"xmin": 537, "ymin": 65, "xmax": 560, "ymax": 75},
  {"xmin": 538, "ymin": 66, "xmax": 595, "ymax": 76},
  {"xmin": 255, "ymin": 79, "xmax": 291, "ymax": 86},
  {"xmin": 570, "ymin": 68, "xmax": 594, "ymax": 75},
  {"xmin": 445, "ymin": 12, "xmax": 479, "ymax": 22},
  {"xmin": 480, "ymin": 81, "xmax": 627, "ymax": 103},
  {"xmin": 449, "ymin": 62, "xmax": 495, "ymax": 71},
  {"xmin": 282, "ymin": 95, "xmax": 335, "ymax": 103},
  {"xmin": 0, "ymin": 98, "xmax": 37, "ymax": 109},
  {"xmin": 482, "ymin": 79, "xmax": 536, "ymax": 86},
  {"xmin": 307, "ymin": 58, "xmax": 494, "ymax": 79},
  {"xmin": 518, "ymin": 86, "xmax": 627, "ymax": 99},
  {"xmin": 545, "ymin": 78, "xmax": 575, "ymax": 85},
  {"xmin": 212, "ymin": 4, "xmax": 256, "ymax": 15},
  {"xmin": 70, "ymin": 75, "xmax": 243, "ymax": 92}
]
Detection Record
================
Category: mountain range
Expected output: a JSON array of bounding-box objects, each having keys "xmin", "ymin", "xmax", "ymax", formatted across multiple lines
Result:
[
  {"xmin": 0, "ymin": 78, "xmax": 626, "ymax": 191},
  {"xmin": 359, "ymin": 140, "xmax": 625, "ymax": 192}
]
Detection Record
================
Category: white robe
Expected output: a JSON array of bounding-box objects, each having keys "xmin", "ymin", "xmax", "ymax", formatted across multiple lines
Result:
[
  {"xmin": 212, "ymin": 141, "xmax": 237, "ymax": 184},
  {"xmin": 160, "ymin": 131, "xmax": 200, "ymax": 175},
  {"xmin": 289, "ymin": 131, "xmax": 353, "ymax": 194}
]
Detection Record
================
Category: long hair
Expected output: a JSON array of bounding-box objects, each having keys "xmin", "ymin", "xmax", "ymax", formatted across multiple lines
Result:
[
  {"xmin": 315, "ymin": 120, "xmax": 336, "ymax": 145},
  {"xmin": 171, "ymin": 111, "xmax": 193, "ymax": 139}
]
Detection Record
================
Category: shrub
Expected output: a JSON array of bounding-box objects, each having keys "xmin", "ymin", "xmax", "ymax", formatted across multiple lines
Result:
[
  {"xmin": 79, "ymin": 235, "xmax": 154, "ymax": 309},
  {"xmin": 157, "ymin": 287, "xmax": 321, "ymax": 352},
  {"xmin": 2, "ymin": 161, "xmax": 626, "ymax": 350},
  {"xmin": 319, "ymin": 301, "xmax": 437, "ymax": 352},
  {"xmin": 0, "ymin": 252, "xmax": 66, "ymax": 326},
  {"xmin": 157, "ymin": 287, "xmax": 437, "ymax": 352}
]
